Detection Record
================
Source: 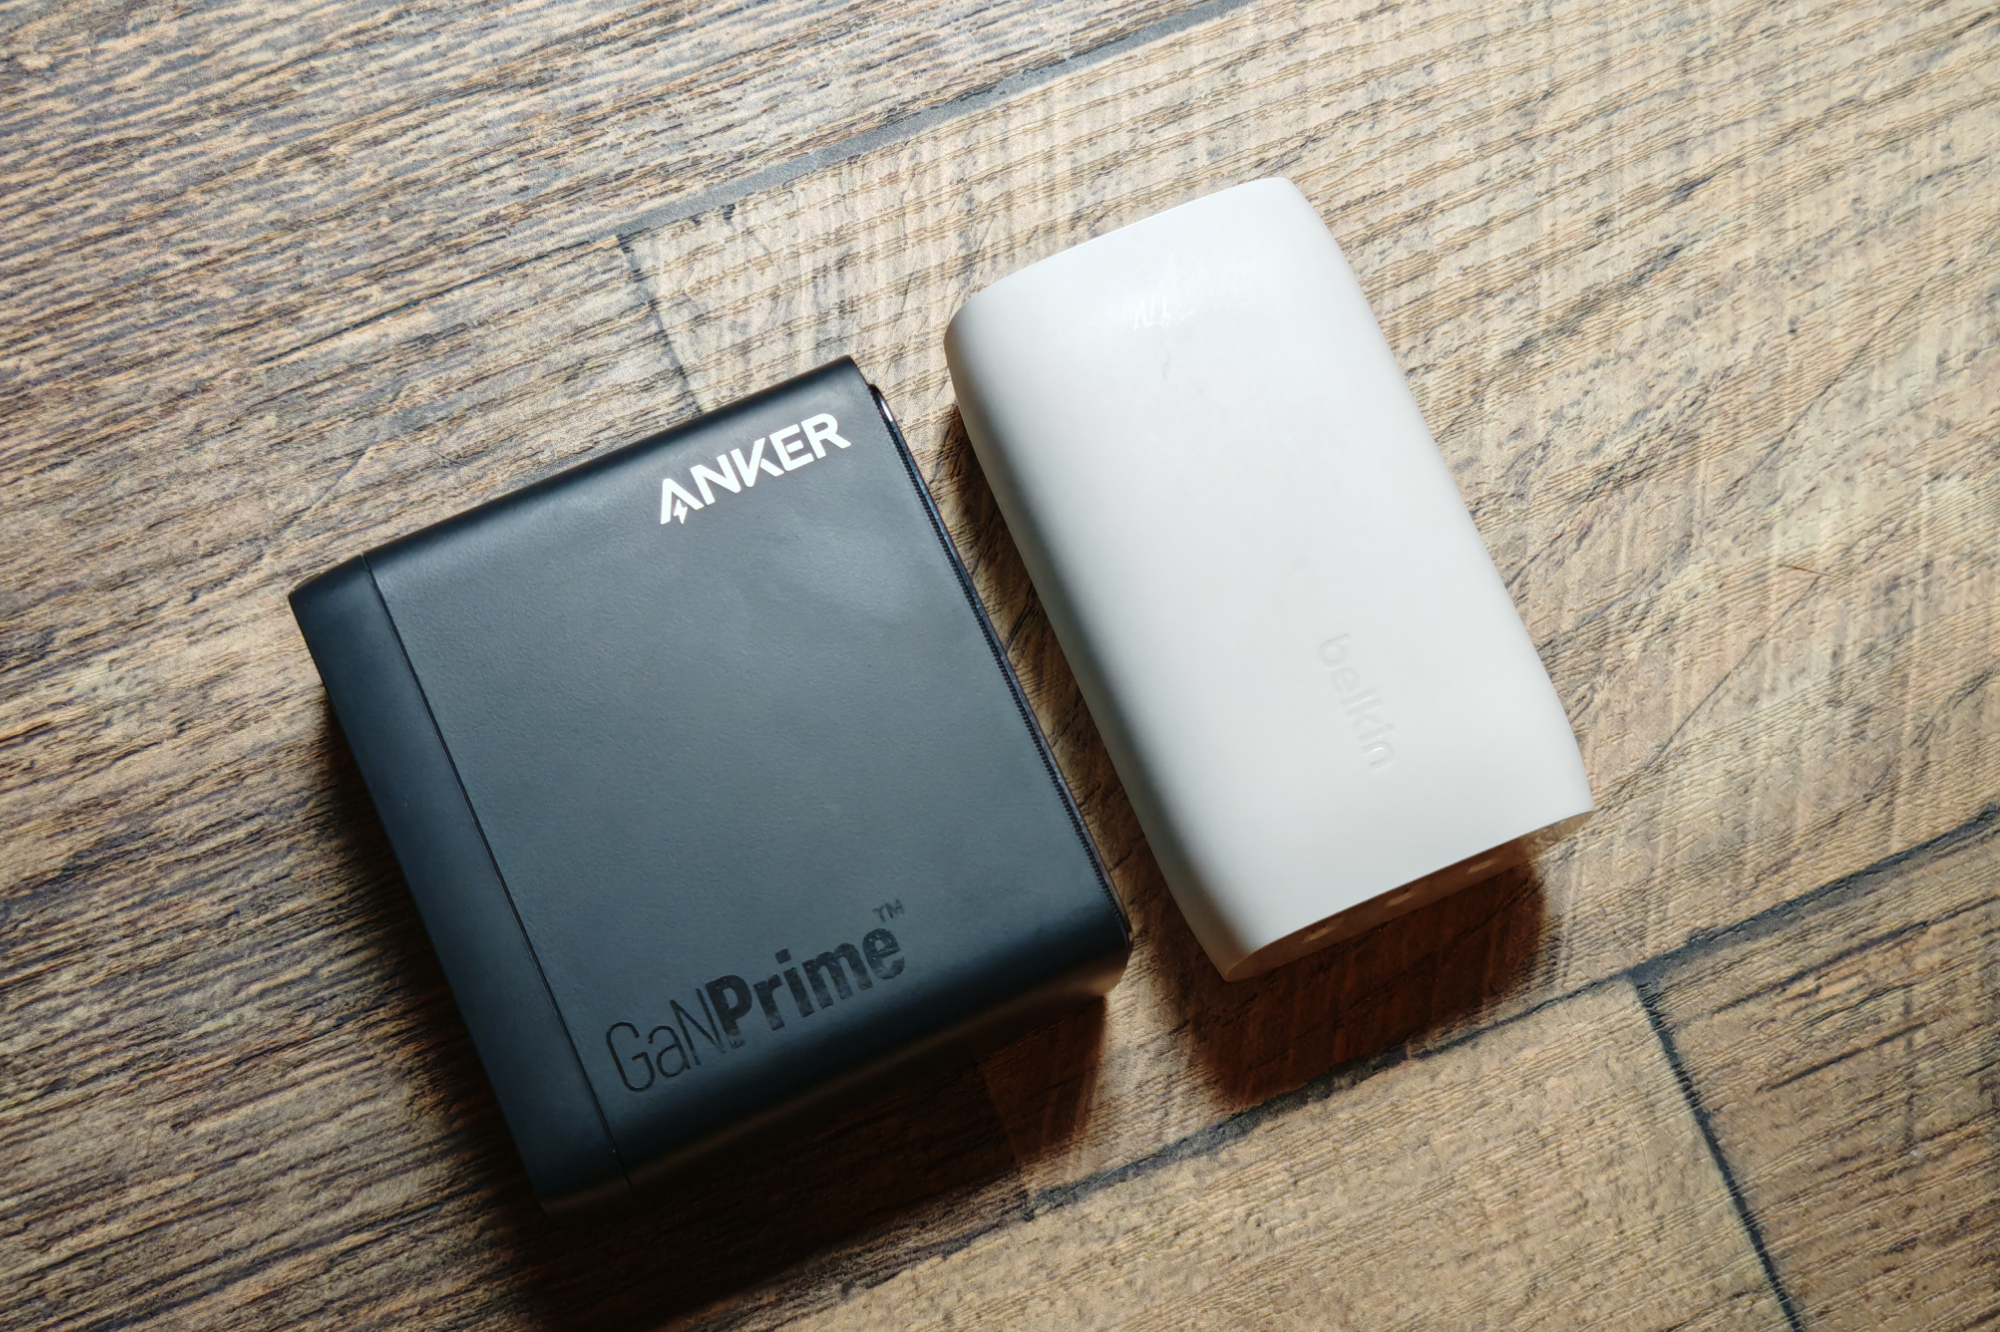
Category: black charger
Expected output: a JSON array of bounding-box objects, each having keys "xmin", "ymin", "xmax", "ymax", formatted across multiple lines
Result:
[{"xmin": 292, "ymin": 360, "xmax": 1129, "ymax": 1219}]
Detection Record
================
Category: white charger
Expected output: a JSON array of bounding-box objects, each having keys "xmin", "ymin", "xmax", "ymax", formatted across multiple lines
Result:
[{"xmin": 945, "ymin": 178, "xmax": 1593, "ymax": 980}]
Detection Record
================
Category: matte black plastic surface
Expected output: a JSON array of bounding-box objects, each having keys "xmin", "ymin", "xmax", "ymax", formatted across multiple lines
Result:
[
  {"xmin": 290, "ymin": 560, "xmax": 630, "ymax": 1219},
  {"xmin": 291, "ymin": 360, "xmax": 1127, "ymax": 1216}
]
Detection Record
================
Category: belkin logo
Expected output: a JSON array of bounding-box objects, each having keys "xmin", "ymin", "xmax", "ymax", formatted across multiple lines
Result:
[
  {"xmin": 1319, "ymin": 634, "xmax": 1395, "ymax": 769},
  {"xmin": 660, "ymin": 412, "xmax": 853, "ymax": 526}
]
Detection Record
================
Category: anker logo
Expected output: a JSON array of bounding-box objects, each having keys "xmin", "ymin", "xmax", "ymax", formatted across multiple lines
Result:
[
  {"xmin": 660, "ymin": 412, "xmax": 852, "ymax": 527},
  {"xmin": 604, "ymin": 926, "xmax": 904, "ymax": 1092},
  {"xmin": 1319, "ymin": 635, "xmax": 1395, "ymax": 768}
]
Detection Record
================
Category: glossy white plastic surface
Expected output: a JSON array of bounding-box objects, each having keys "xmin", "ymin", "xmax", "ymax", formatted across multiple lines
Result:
[{"xmin": 944, "ymin": 178, "xmax": 1594, "ymax": 980}]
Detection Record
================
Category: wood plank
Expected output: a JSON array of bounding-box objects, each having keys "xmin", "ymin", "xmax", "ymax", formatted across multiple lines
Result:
[
  {"xmin": 1646, "ymin": 806, "xmax": 2000, "ymax": 1331},
  {"xmin": 793, "ymin": 983, "xmax": 1786, "ymax": 1331},
  {"xmin": 0, "ymin": 0, "xmax": 1214, "ymax": 460},
  {"xmin": 622, "ymin": 0, "xmax": 2000, "ymax": 1194}
]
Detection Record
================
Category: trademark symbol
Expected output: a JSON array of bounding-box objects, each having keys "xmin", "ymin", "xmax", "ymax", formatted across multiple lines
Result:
[{"xmin": 873, "ymin": 899, "xmax": 904, "ymax": 922}]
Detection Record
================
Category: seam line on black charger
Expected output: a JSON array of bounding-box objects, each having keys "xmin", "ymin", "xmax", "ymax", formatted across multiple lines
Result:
[{"xmin": 362, "ymin": 554, "xmax": 635, "ymax": 1194}]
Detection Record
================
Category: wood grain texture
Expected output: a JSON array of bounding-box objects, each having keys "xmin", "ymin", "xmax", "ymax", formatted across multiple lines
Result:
[
  {"xmin": 0, "ymin": 0, "xmax": 1993, "ymax": 1324},
  {"xmin": 622, "ymin": 0, "xmax": 2000, "ymax": 1194},
  {"xmin": 796, "ymin": 983, "xmax": 1786, "ymax": 1331},
  {"xmin": 0, "ymin": 0, "xmax": 1212, "ymax": 491},
  {"xmin": 1649, "ymin": 807, "xmax": 2000, "ymax": 1330}
]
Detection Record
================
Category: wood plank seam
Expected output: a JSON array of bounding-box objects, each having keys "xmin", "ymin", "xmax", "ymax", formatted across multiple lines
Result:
[
  {"xmin": 605, "ymin": 0, "xmax": 1269, "ymax": 244},
  {"xmin": 791, "ymin": 979, "xmax": 1787, "ymax": 1332},
  {"xmin": 1626, "ymin": 803, "xmax": 2000, "ymax": 990},
  {"xmin": 1635, "ymin": 981, "xmax": 1808, "ymax": 1332},
  {"xmin": 242, "ymin": 0, "xmax": 1266, "ymax": 374},
  {"xmin": 855, "ymin": 801, "xmax": 2000, "ymax": 1297},
  {"xmin": 615, "ymin": 231, "xmax": 699, "ymax": 397},
  {"xmin": 1642, "ymin": 802, "xmax": 2000, "ymax": 1331}
]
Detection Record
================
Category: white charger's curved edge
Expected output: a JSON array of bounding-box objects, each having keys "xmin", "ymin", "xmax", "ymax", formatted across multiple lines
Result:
[{"xmin": 943, "ymin": 177, "xmax": 1594, "ymax": 981}]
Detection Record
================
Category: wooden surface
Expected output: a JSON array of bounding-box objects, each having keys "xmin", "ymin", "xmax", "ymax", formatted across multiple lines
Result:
[
  {"xmin": 1648, "ymin": 810, "xmax": 2000, "ymax": 1330},
  {"xmin": 2, "ymin": 0, "xmax": 1995, "ymax": 1327}
]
